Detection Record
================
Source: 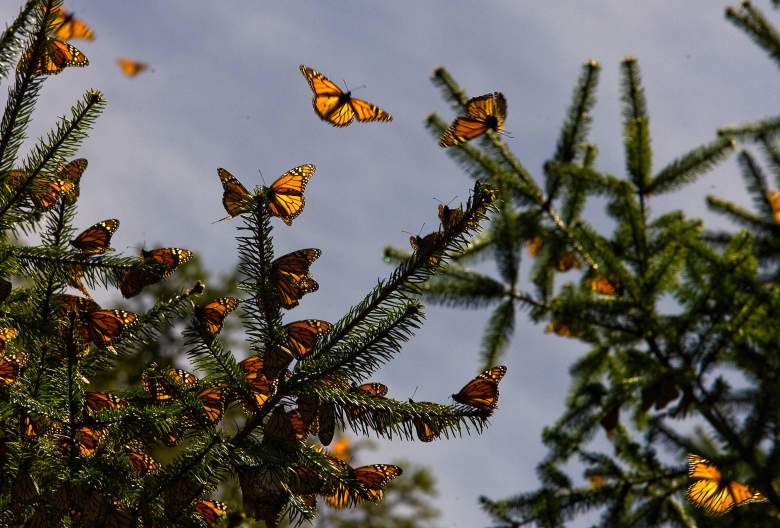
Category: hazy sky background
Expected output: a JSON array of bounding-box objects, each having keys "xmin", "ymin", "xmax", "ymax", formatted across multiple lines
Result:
[{"xmin": 2, "ymin": 1, "xmax": 779, "ymax": 526}]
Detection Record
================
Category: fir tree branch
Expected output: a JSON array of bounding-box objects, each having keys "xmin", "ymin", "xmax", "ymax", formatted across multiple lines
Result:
[
  {"xmin": 726, "ymin": 1, "xmax": 780, "ymax": 70},
  {"xmin": 553, "ymin": 59, "xmax": 599, "ymax": 165},
  {"xmin": 480, "ymin": 298, "xmax": 515, "ymax": 368},
  {"xmin": 649, "ymin": 137, "xmax": 736, "ymax": 195},
  {"xmin": 718, "ymin": 114, "xmax": 780, "ymax": 140},
  {"xmin": 416, "ymin": 266, "xmax": 507, "ymax": 310},
  {"xmin": 0, "ymin": 0, "xmax": 39, "ymax": 82},
  {"xmin": 706, "ymin": 195, "xmax": 772, "ymax": 231}
]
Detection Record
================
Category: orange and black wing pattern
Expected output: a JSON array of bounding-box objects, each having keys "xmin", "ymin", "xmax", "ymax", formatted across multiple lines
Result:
[
  {"xmin": 238, "ymin": 355, "xmax": 277, "ymax": 409},
  {"xmin": 347, "ymin": 382, "xmax": 389, "ymax": 418},
  {"xmin": 270, "ymin": 248, "xmax": 321, "ymax": 309},
  {"xmin": 87, "ymin": 309, "xmax": 138, "ymax": 348},
  {"xmin": 300, "ymin": 65, "xmax": 392, "ymax": 127},
  {"xmin": 440, "ymin": 92, "xmax": 506, "ymax": 147},
  {"xmin": 0, "ymin": 353, "xmax": 25, "ymax": 387},
  {"xmin": 59, "ymin": 158, "xmax": 87, "ymax": 205},
  {"xmin": 284, "ymin": 319, "xmax": 331, "ymax": 359},
  {"xmin": 18, "ymin": 38, "xmax": 88, "ymax": 76},
  {"xmin": 117, "ymin": 58, "xmax": 149, "ymax": 77},
  {"xmin": 409, "ymin": 232, "xmax": 445, "ymax": 268},
  {"xmin": 588, "ymin": 275, "xmax": 622, "ymax": 296},
  {"xmin": 452, "ymin": 365, "xmax": 507, "ymax": 413},
  {"xmin": 121, "ymin": 247, "xmax": 192, "ymax": 298},
  {"xmin": 194, "ymin": 499, "xmax": 228, "ymax": 526},
  {"xmin": 196, "ymin": 387, "xmax": 224, "ymax": 425},
  {"xmin": 217, "ymin": 167, "xmax": 251, "ymax": 219},
  {"xmin": 142, "ymin": 367, "xmax": 198, "ymax": 402},
  {"xmin": 51, "ymin": 6, "xmax": 95, "ymax": 41},
  {"xmin": 687, "ymin": 454, "xmax": 768, "ymax": 515},
  {"xmin": 127, "ymin": 449, "xmax": 160, "ymax": 476},
  {"xmin": 71, "ymin": 219, "xmax": 119, "ymax": 254},
  {"xmin": 143, "ymin": 247, "xmax": 193, "ymax": 278},
  {"xmin": 0, "ymin": 326, "xmax": 19, "ymax": 354},
  {"xmin": 266, "ymin": 164, "xmax": 315, "ymax": 225},
  {"xmin": 327, "ymin": 464, "xmax": 403, "ymax": 508},
  {"xmin": 85, "ymin": 392, "xmax": 127, "ymax": 415},
  {"xmin": 196, "ymin": 297, "xmax": 239, "ymax": 336}
]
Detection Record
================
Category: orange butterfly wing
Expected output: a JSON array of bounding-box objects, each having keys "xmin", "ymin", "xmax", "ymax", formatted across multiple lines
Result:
[
  {"xmin": 116, "ymin": 58, "xmax": 149, "ymax": 77},
  {"xmin": 19, "ymin": 38, "xmax": 88, "ymax": 75},
  {"xmin": 238, "ymin": 355, "xmax": 277, "ymax": 409},
  {"xmin": 687, "ymin": 454, "xmax": 767, "ymax": 515},
  {"xmin": 285, "ymin": 319, "xmax": 331, "ymax": 359},
  {"xmin": 52, "ymin": 8, "xmax": 95, "ymax": 41},
  {"xmin": 194, "ymin": 499, "xmax": 228, "ymax": 525},
  {"xmin": 87, "ymin": 310, "xmax": 137, "ymax": 348},
  {"xmin": 71, "ymin": 219, "xmax": 119, "ymax": 254},
  {"xmin": 197, "ymin": 387, "xmax": 224, "ymax": 424},
  {"xmin": 128, "ymin": 449, "xmax": 160, "ymax": 476},
  {"xmin": 350, "ymin": 97, "xmax": 393, "ymax": 123},
  {"xmin": 439, "ymin": 92, "xmax": 506, "ymax": 147},
  {"xmin": 196, "ymin": 297, "xmax": 239, "ymax": 336},
  {"xmin": 270, "ymin": 249, "xmax": 321, "ymax": 309},
  {"xmin": 217, "ymin": 167, "xmax": 251, "ymax": 218},
  {"xmin": 452, "ymin": 365, "xmax": 507, "ymax": 412},
  {"xmin": 267, "ymin": 164, "xmax": 315, "ymax": 225}
]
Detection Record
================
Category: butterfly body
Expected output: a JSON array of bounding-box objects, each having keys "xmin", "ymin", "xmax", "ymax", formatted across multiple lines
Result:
[{"xmin": 300, "ymin": 65, "xmax": 392, "ymax": 127}]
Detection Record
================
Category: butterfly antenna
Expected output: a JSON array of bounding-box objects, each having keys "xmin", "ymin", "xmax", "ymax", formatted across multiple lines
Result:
[
  {"xmin": 502, "ymin": 129, "xmax": 514, "ymax": 140},
  {"xmin": 257, "ymin": 169, "xmax": 267, "ymax": 186},
  {"xmin": 410, "ymin": 386, "xmax": 419, "ymax": 400}
]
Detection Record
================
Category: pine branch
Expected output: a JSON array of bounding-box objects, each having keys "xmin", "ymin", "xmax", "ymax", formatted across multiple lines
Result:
[
  {"xmin": 553, "ymin": 59, "xmax": 599, "ymax": 165},
  {"xmin": 649, "ymin": 137, "xmax": 736, "ymax": 195},
  {"xmin": 726, "ymin": 1, "xmax": 780, "ymax": 70},
  {"xmin": 480, "ymin": 299, "xmax": 515, "ymax": 368},
  {"xmin": 415, "ymin": 266, "xmax": 507, "ymax": 309},
  {"xmin": 718, "ymin": 114, "xmax": 780, "ymax": 140},
  {"xmin": 621, "ymin": 57, "xmax": 652, "ymax": 192},
  {"xmin": 0, "ymin": 0, "xmax": 39, "ymax": 82}
]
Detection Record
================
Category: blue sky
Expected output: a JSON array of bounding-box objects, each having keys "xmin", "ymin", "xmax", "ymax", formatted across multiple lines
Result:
[{"xmin": 2, "ymin": 1, "xmax": 779, "ymax": 526}]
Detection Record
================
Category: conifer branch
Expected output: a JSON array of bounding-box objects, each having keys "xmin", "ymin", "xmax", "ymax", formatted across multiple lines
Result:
[
  {"xmin": 553, "ymin": 59, "xmax": 599, "ymax": 165},
  {"xmin": 480, "ymin": 299, "xmax": 515, "ymax": 368},
  {"xmin": 415, "ymin": 266, "xmax": 507, "ymax": 309},
  {"xmin": 649, "ymin": 137, "xmax": 736, "ymax": 194},
  {"xmin": 0, "ymin": 0, "xmax": 38, "ymax": 81},
  {"xmin": 726, "ymin": 1, "xmax": 780, "ymax": 69},
  {"xmin": 718, "ymin": 114, "xmax": 780, "ymax": 140},
  {"xmin": 706, "ymin": 195, "xmax": 771, "ymax": 230}
]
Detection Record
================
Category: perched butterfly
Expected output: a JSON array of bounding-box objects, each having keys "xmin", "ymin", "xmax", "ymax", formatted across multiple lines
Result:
[
  {"xmin": 194, "ymin": 499, "xmax": 228, "ymax": 526},
  {"xmin": 238, "ymin": 355, "xmax": 277, "ymax": 410},
  {"xmin": 59, "ymin": 158, "xmax": 87, "ymax": 205},
  {"xmin": 116, "ymin": 58, "xmax": 149, "ymax": 77},
  {"xmin": 600, "ymin": 405, "xmax": 619, "ymax": 438},
  {"xmin": 197, "ymin": 386, "xmax": 224, "ymax": 425},
  {"xmin": 439, "ymin": 92, "xmax": 506, "ymax": 147},
  {"xmin": 142, "ymin": 367, "xmax": 198, "ymax": 402},
  {"xmin": 57, "ymin": 294, "xmax": 138, "ymax": 349},
  {"xmin": 127, "ymin": 449, "xmax": 160, "ymax": 476},
  {"xmin": 452, "ymin": 365, "xmax": 507, "ymax": 413},
  {"xmin": 71, "ymin": 219, "xmax": 119, "ymax": 254},
  {"xmin": 85, "ymin": 391, "xmax": 127, "ymax": 415},
  {"xmin": 300, "ymin": 65, "xmax": 392, "ymax": 127},
  {"xmin": 19, "ymin": 415, "xmax": 40, "ymax": 439},
  {"xmin": 195, "ymin": 297, "xmax": 239, "ymax": 336},
  {"xmin": 326, "ymin": 464, "xmax": 403, "ymax": 508},
  {"xmin": 217, "ymin": 167, "xmax": 251, "ymax": 219},
  {"xmin": 556, "ymin": 251, "xmax": 581, "ymax": 272},
  {"xmin": 297, "ymin": 394, "xmax": 320, "ymax": 433},
  {"xmin": 545, "ymin": 320, "xmax": 576, "ymax": 338},
  {"xmin": 0, "ymin": 326, "xmax": 19, "ymax": 354},
  {"xmin": 687, "ymin": 454, "xmax": 768, "ymax": 515},
  {"xmin": 285, "ymin": 319, "xmax": 331, "ymax": 359},
  {"xmin": 588, "ymin": 275, "xmax": 622, "ymax": 296},
  {"xmin": 264, "ymin": 408, "xmax": 307, "ymax": 449},
  {"xmin": 346, "ymin": 383, "xmax": 389, "ymax": 418},
  {"xmin": 409, "ymin": 232, "xmax": 445, "ymax": 268},
  {"xmin": 767, "ymin": 191, "xmax": 780, "ymax": 224},
  {"xmin": 265, "ymin": 164, "xmax": 316, "ymax": 225},
  {"xmin": 438, "ymin": 203, "xmax": 478, "ymax": 233},
  {"xmin": 50, "ymin": 6, "xmax": 95, "ymax": 41},
  {"xmin": 74, "ymin": 426, "xmax": 103, "ymax": 457},
  {"xmin": 18, "ymin": 37, "xmax": 88, "ymax": 76},
  {"xmin": 0, "ymin": 353, "xmax": 26, "ymax": 387},
  {"xmin": 5, "ymin": 169, "xmax": 76, "ymax": 211},
  {"xmin": 120, "ymin": 247, "xmax": 193, "ymax": 298},
  {"xmin": 409, "ymin": 400, "xmax": 442, "ymax": 443},
  {"xmin": 289, "ymin": 465, "xmax": 326, "ymax": 496},
  {"xmin": 318, "ymin": 401, "xmax": 336, "ymax": 446},
  {"xmin": 270, "ymin": 248, "xmax": 321, "ymax": 309}
]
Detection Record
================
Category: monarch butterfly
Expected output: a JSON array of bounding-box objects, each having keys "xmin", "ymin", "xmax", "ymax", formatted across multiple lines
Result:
[
  {"xmin": 767, "ymin": 191, "xmax": 780, "ymax": 224},
  {"xmin": 452, "ymin": 365, "xmax": 507, "ymax": 412},
  {"xmin": 263, "ymin": 345, "xmax": 295, "ymax": 381},
  {"xmin": 318, "ymin": 401, "xmax": 336, "ymax": 446},
  {"xmin": 57, "ymin": 294, "xmax": 138, "ymax": 349},
  {"xmin": 127, "ymin": 448, "xmax": 160, "ymax": 476},
  {"xmin": 270, "ymin": 248, "xmax": 321, "ymax": 309},
  {"xmin": 409, "ymin": 232, "xmax": 445, "ymax": 268},
  {"xmin": 18, "ymin": 37, "xmax": 88, "ymax": 76},
  {"xmin": 71, "ymin": 219, "xmax": 119, "ymax": 254},
  {"xmin": 326, "ymin": 464, "xmax": 403, "ymax": 508},
  {"xmin": 50, "ymin": 6, "xmax": 95, "ymax": 41},
  {"xmin": 194, "ymin": 499, "xmax": 228, "ymax": 526},
  {"xmin": 120, "ymin": 247, "xmax": 193, "ymax": 298},
  {"xmin": 346, "ymin": 383, "xmax": 389, "ymax": 418},
  {"xmin": 545, "ymin": 320, "xmax": 576, "ymax": 338},
  {"xmin": 264, "ymin": 408, "xmax": 307, "ymax": 449},
  {"xmin": 60, "ymin": 158, "xmax": 87, "ymax": 205},
  {"xmin": 195, "ymin": 297, "xmax": 239, "ymax": 336},
  {"xmin": 238, "ymin": 355, "xmax": 277, "ymax": 409},
  {"xmin": 74, "ymin": 426, "xmax": 103, "ymax": 457},
  {"xmin": 588, "ymin": 275, "xmax": 622, "ymax": 296},
  {"xmin": 438, "ymin": 203, "xmax": 478, "ymax": 233},
  {"xmin": 297, "ymin": 394, "xmax": 320, "ymax": 433},
  {"xmin": 409, "ymin": 400, "xmax": 442, "ymax": 442},
  {"xmin": 85, "ymin": 392, "xmax": 127, "ymax": 415},
  {"xmin": 265, "ymin": 164, "xmax": 316, "ymax": 225},
  {"xmin": 600, "ymin": 405, "xmax": 619, "ymax": 438},
  {"xmin": 116, "ymin": 58, "xmax": 149, "ymax": 77},
  {"xmin": 439, "ymin": 92, "xmax": 506, "ymax": 147},
  {"xmin": 142, "ymin": 366, "xmax": 198, "ymax": 402},
  {"xmin": 0, "ymin": 326, "xmax": 19, "ymax": 354},
  {"xmin": 687, "ymin": 454, "xmax": 768, "ymax": 515},
  {"xmin": 217, "ymin": 167, "xmax": 251, "ymax": 219},
  {"xmin": 289, "ymin": 465, "xmax": 326, "ymax": 496},
  {"xmin": 300, "ymin": 65, "xmax": 392, "ymax": 127},
  {"xmin": 527, "ymin": 236, "xmax": 544, "ymax": 257},
  {"xmin": 197, "ymin": 386, "xmax": 224, "ymax": 424},
  {"xmin": 5, "ymin": 169, "xmax": 76, "ymax": 211},
  {"xmin": 0, "ymin": 353, "xmax": 25, "ymax": 387},
  {"xmin": 285, "ymin": 319, "xmax": 331, "ymax": 359}
]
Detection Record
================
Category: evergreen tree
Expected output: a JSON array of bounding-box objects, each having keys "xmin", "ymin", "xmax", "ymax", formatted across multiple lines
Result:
[
  {"xmin": 395, "ymin": 1, "xmax": 780, "ymax": 525},
  {"xmin": 0, "ymin": 1, "xmax": 500, "ymax": 526}
]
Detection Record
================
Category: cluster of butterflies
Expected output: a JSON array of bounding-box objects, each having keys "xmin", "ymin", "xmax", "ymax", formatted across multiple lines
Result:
[
  {"xmin": 16, "ymin": 5, "xmax": 148, "ymax": 77},
  {"xmin": 299, "ymin": 64, "xmax": 507, "ymax": 147}
]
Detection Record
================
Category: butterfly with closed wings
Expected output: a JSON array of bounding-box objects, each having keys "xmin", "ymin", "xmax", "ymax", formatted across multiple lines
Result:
[{"xmin": 440, "ymin": 92, "xmax": 507, "ymax": 147}]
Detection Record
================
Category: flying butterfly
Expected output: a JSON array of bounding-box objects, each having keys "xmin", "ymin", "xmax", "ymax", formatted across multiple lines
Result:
[
  {"xmin": 194, "ymin": 499, "xmax": 228, "ymax": 526},
  {"xmin": 452, "ymin": 365, "xmax": 507, "ymax": 413},
  {"xmin": 284, "ymin": 319, "xmax": 331, "ymax": 359},
  {"xmin": 127, "ymin": 448, "xmax": 160, "ymax": 476},
  {"xmin": 120, "ymin": 247, "xmax": 193, "ymax": 298},
  {"xmin": 195, "ymin": 297, "xmax": 239, "ymax": 336},
  {"xmin": 18, "ymin": 37, "xmax": 88, "ymax": 76},
  {"xmin": 50, "ymin": 6, "xmax": 95, "ymax": 41},
  {"xmin": 687, "ymin": 454, "xmax": 768, "ymax": 515},
  {"xmin": 439, "ymin": 92, "xmax": 507, "ymax": 148},
  {"xmin": 264, "ymin": 164, "xmax": 315, "ymax": 225},
  {"xmin": 300, "ymin": 65, "xmax": 392, "ymax": 127},
  {"xmin": 270, "ymin": 248, "xmax": 321, "ymax": 309},
  {"xmin": 71, "ymin": 219, "xmax": 119, "ymax": 254},
  {"xmin": 117, "ymin": 58, "xmax": 149, "ymax": 77}
]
